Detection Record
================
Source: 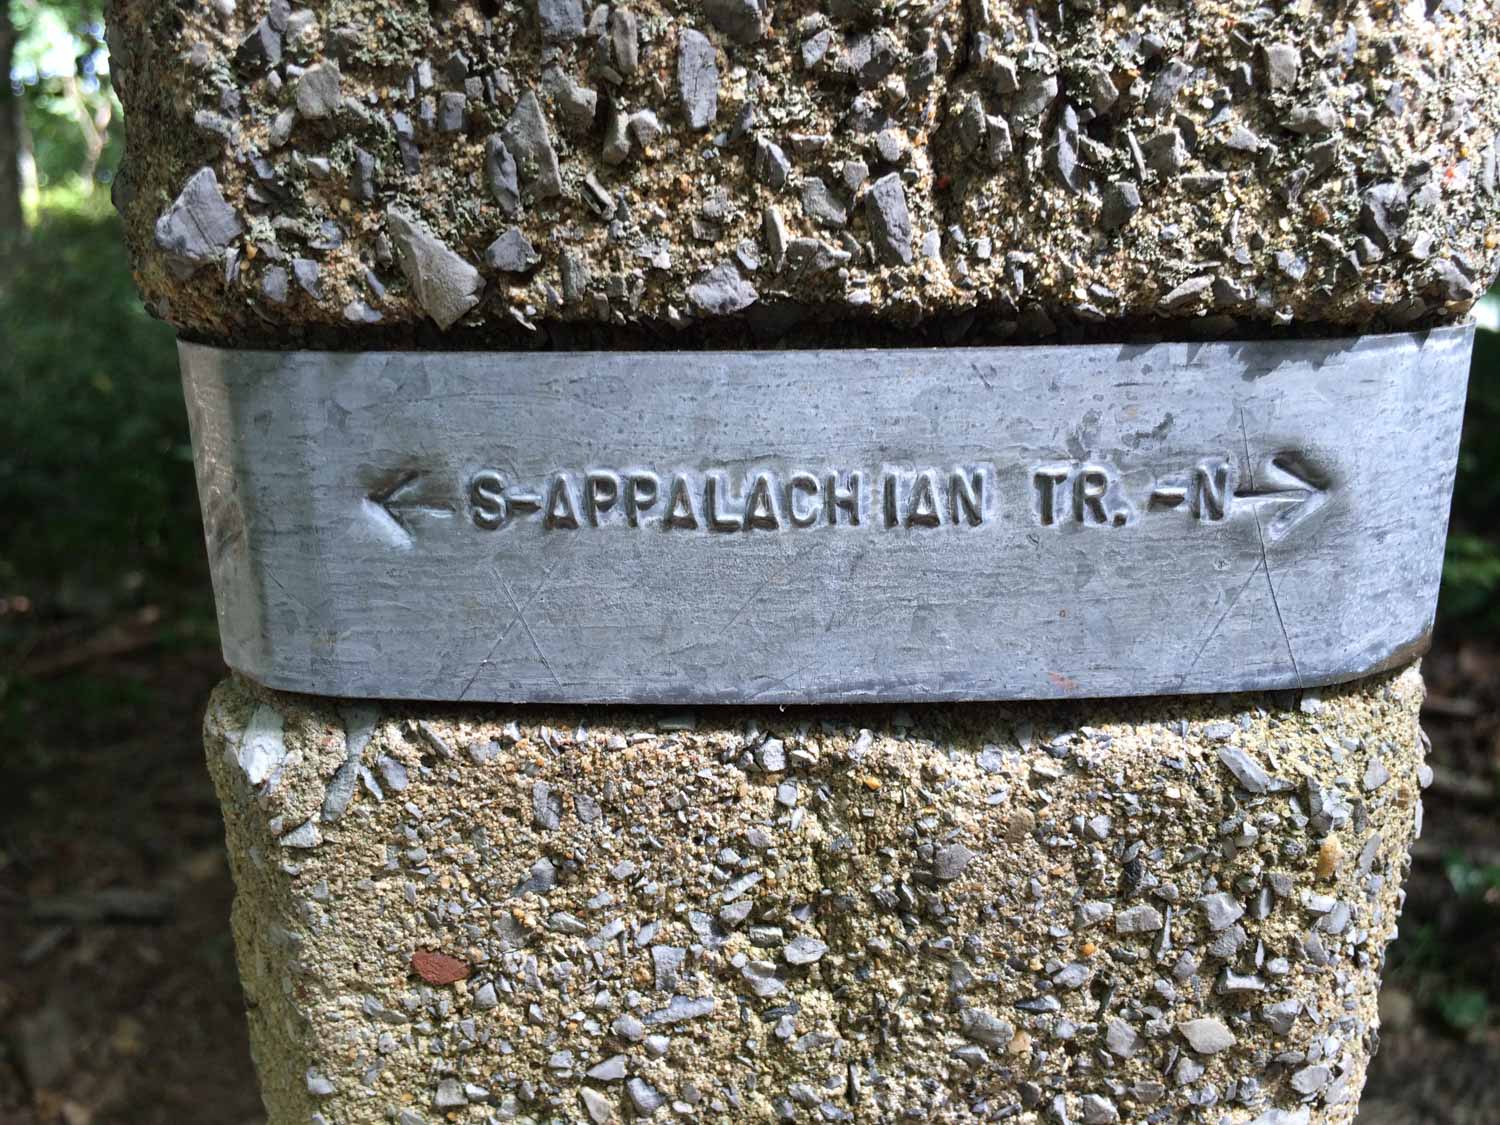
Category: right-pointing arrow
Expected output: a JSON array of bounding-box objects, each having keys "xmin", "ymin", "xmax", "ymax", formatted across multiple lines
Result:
[{"xmin": 1235, "ymin": 454, "xmax": 1330, "ymax": 541}]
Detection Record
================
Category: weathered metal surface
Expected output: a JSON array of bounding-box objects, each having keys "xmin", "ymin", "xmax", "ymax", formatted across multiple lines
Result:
[{"xmin": 180, "ymin": 327, "xmax": 1472, "ymax": 704}]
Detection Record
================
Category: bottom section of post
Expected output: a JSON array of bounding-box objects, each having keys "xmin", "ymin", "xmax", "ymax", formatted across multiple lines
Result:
[{"xmin": 204, "ymin": 671, "xmax": 1428, "ymax": 1125}]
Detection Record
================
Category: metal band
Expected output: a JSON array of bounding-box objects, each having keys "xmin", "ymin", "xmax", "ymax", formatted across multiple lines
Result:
[{"xmin": 181, "ymin": 327, "xmax": 1472, "ymax": 704}]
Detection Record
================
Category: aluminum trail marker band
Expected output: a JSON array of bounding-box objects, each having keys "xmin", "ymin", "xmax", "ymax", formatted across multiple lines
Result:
[{"xmin": 181, "ymin": 327, "xmax": 1472, "ymax": 704}]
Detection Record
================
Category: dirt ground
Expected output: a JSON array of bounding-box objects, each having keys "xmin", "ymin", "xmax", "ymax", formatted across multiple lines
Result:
[
  {"xmin": 1356, "ymin": 637, "xmax": 1500, "ymax": 1125},
  {"xmin": 3, "ymin": 602, "xmax": 1499, "ymax": 1124}
]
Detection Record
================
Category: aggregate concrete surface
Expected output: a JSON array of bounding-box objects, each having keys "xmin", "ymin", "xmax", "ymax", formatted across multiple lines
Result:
[
  {"xmin": 107, "ymin": 0, "xmax": 1500, "ymax": 345},
  {"xmin": 206, "ymin": 670, "xmax": 1427, "ymax": 1123}
]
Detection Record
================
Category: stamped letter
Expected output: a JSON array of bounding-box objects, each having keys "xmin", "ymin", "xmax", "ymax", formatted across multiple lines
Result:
[
  {"xmin": 1193, "ymin": 459, "xmax": 1233, "ymax": 521},
  {"xmin": 1073, "ymin": 466, "xmax": 1112, "ymax": 525},
  {"xmin": 827, "ymin": 471, "xmax": 861, "ymax": 527},
  {"xmin": 585, "ymin": 471, "xmax": 621, "ymax": 527},
  {"xmin": 1034, "ymin": 466, "xmax": 1070, "ymax": 526},
  {"xmin": 544, "ymin": 473, "xmax": 581, "ymax": 530},
  {"xmin": 625, "ymin": 472, "xmax": 660, "ymax": 527},
  {"xmin": 705, "ymin": 472, "xmax": 743, "ymax": 532},
  {"xmin": 906, "ymin": 470, "xmax": 942, "ymax": 529},
  {"xmin": 744, "ymin": 472, "xmax": 780, "ymax": 531},
  {"xmin": 664, "ymin": 473, "xmax": 699, "ymax": 531},
  {"xmin": 470, "ymin": 469, "xmax": 507, "ymax": 530},
  {"xmin": 949, "ymin": 467, "xmax": 985, "ymax": 527},
  {"xmin": 786, "ymin": 472, "xmax": 820, "ymax": 528}
]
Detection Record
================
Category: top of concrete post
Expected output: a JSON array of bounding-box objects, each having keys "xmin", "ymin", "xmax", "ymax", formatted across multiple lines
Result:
[{"xmin": 109, "ymin": 0, "xmax": 1499, "ymax": 346}]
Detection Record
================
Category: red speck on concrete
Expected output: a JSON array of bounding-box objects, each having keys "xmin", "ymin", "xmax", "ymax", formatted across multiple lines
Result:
[{"xmin": 411, "ymin": 950, "xmax": 470, "ymax": 985}]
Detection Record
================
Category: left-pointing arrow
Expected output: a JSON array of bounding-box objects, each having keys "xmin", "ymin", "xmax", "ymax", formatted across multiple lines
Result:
[{"xmin": 367, "ymin": 472, "xmax": 455, "ymax": 543}]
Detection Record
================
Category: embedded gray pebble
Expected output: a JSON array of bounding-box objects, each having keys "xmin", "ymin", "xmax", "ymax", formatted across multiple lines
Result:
[
  {"xmin": 1104, "ymin": 1018, "xmax": 1139, "ymax": 1058},
  {"xmin": 153, "ymin": 168, "xmax": 242, "ymax": 278},
  {"xmin": 686, "ymin": 262, "xmax": 757, "ymax": 315},
  {"xmin": 294, "ymin": 62, "xmax": 340, "ymax": 119},
  {"xmin": 485, "ymin": 227, "xmax": 540, "ymax": 273},
  {"xmin": 436, "ymin": 91, "xmax": 466, "ymax": 133},
  {"xmin": 958, "ymin": 1008, "xmax": 1014, "ymax": 1047},
  {"xmin": 932, "ymin": 842, "xmax": 976, "ymax": 882},
  {"xmin": 1219, "ymin": 744, "xmax": 1273, "ymax": 794},
  {"xmin": 535, "ymin": 0, "xmax": 584, "ymax": 45},
  {"xmin": 278, "ymin": 819, "xmax": 322, "ymax": 848},
  {"xmin": 232, "ymin": 702, "xmax": 285, "ymax": 787},
  {"xmin": 626, "ymin": 1077, "xmax": 665, "ymax": 1115},
  {"xmin": 385, "ymin": 208, "xmax": 483, "ymax": 330},
  {"xmin": 783, "ymin": 936, "xmax": 828, "ymax": 965},
  {"xmin": 1114, "ymin": 903, "xmax": 1164, "ymax": 934},
  {"xmin": 236, "ymin": 19, "xmax": 281, "ymax": 71},
  {"xmin": 501, "ymin": 92, "xmax": 562, "ymax": 200},
  {"xmin": 1179, "ymin": 1018, "xmax": 1237, "ymax": 1054},
  {"xmin": 752, "ymin": 138, "xmax": 790, "ymax": 189},
  {"xmin": 260, "ymin": 265, "xmax": 289, "ymax": 305},
  {"xmin": 484, "ymin": 136, "xmax": 521, "ymax": 214},
  {"xmin": 291, "ymin": 258, "xmax": 320, "ymax": 298},
  {"xmin": 800, "ymin": 178, "xmax": 847, "ymax": 228},
  {"xmin": 579, "ymin": 1087, "xmax": 612, "ymax": 1122},
  {"xmin": 703, "ymin": 0, "xmax": 763, "ymax": 45},
  {"xmin": 865, "ymin": 174, "xmax": 913, "ymax": 266},
  {"xmin": 1100, "ymin": 181, "xmax": 1141, "ymax": 232},
  {"xmin": 1201, "ymin": 891, "xmax": 1246, "ymax": 930},
  {"xmin": 676, "ymin": 29, "xmax": 718, "ymax": 132}
]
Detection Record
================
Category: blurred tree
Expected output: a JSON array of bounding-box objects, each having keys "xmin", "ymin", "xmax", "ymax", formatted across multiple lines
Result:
[
  {"xmin": 0, "ymin": 2, "xmax": 23, "ymax": 248},
  {"xmin": 3, "ymin": 0, "xmax": 115, "ymax": 238},
  {"xmin": 0, "ymin": 193, "xmax": 188, "ymax": 611}
]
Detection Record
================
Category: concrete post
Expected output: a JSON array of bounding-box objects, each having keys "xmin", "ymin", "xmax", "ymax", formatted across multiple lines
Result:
[{"xmin": 109, "ymin": 1, "xmax": 1498, "ymax": 1122}]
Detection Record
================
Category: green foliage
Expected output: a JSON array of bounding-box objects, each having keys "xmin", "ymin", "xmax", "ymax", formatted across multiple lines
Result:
[
  {"xmin": 11, "ymin": 2, "xmax": 99, "ymax": 77},
  {"xmin": 0, "ymin": 189, "xmax": 197, "ymax": 611},
  {"xmin": 1434, "ymin": 988, "xmax": 1491, "ymax": 1034},
  {"xmin": 1439, "ymin": 291, "xmax": 1500, "ymax": 633},
  {"xmin": 1404, "ymin": 855, "xmax": 1500, "ymax": 1033},
  {"xmin": 1441, "ymin": 534, "xmax": 1500, "ymax": 623},
  {"xmin": 1446, "ymin": 852, "xmax": 1500, "ymax": 902},
  {"xmin": 1386, "ymin": 864, "xmax": 1500, "ymax": 1036},
  {"xmin": 9, "ymin": 0, "xmax": 118, "ymax": 199}
]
